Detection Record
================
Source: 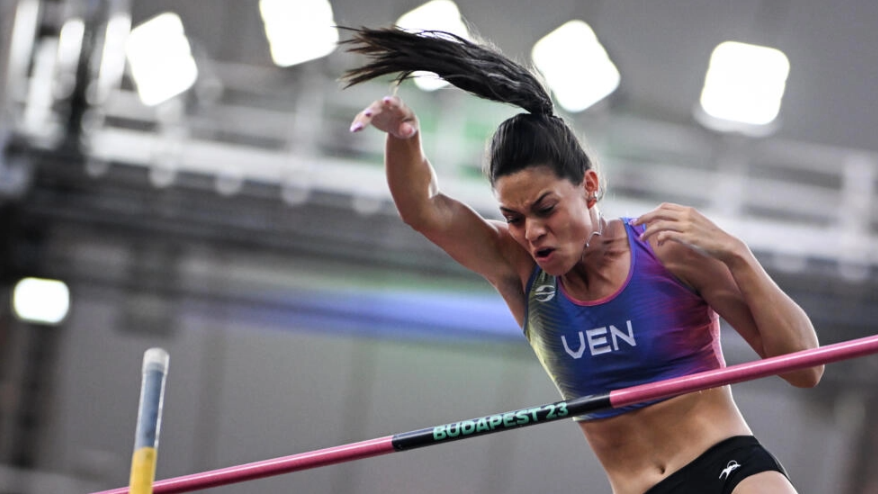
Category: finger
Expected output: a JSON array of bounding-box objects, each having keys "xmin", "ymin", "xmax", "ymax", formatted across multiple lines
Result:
[
  {"xmin": 382, "ymin": 95, "xmax": 401, "ymax": 109},
  {"xmin": 634, "ymin": 210, "xmax": 682, "ymax": 229},
  {"xmin": 349, "ymin": 101, "xmax": 384, "ymax": 132},
  {"xmin": 349, "ymin": 119, "xmax": 366, "ymax": 132},
  {"xmin": 349, "ymin": 110, "xmax": 372, "ymax": 133},
  {"xmin": 632, "ymin": 204, "xmax": 683, "ymax": 225},
  {"xmin": 639, "ymin": 219, "xmax": 684, "ymax": 241},
  {"xmin": 653, "ymin": 230, "xmax": 685, "ymax": 248},
  {"xmin": 398, "ymin": 122, "xmax": 417, "ymax": 138},
  {"xmin": 384, "ymin": 96, "xmax": 417, "ymax": 121}
]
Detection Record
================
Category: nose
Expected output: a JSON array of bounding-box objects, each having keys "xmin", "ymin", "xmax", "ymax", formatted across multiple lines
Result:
[{"xmin": 524, "ymin": 218, "xmax": 545, "ymax": 242}]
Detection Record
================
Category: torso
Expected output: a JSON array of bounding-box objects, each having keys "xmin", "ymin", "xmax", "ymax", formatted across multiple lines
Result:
[
  {"xmin": 497, "ymin": 218, "xmax": 753, "ymax": 494},
  {"xmin": 581, "ymin": 387, "xmax": 751, "ymax": 494}
]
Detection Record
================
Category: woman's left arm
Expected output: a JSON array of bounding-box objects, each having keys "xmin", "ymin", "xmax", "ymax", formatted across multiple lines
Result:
[{"xmin": 633, "ymin": 203, "xmax": 823, "ymax": 388}]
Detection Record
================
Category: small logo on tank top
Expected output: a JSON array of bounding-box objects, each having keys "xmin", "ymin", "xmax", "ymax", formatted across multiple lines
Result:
[
  {"xmin": 534, "ymin": 285, "xmax": 555, "ymax": 302},
  {"xmin": 719, "ymin": 460, "xmax": 741, "ymax": 480}
]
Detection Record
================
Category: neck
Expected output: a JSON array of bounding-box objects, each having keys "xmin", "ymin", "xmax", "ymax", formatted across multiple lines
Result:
[
  {"xmin": 563, "ymin": 218, "xmax": 628, "ymax": 298},
  {"xmin": 584, "ymin": 209, "xmax": 605, "ymax": 250},
  {"xmin": 566, "ymin": 213, "xmax": 610, "ymax": 283}
]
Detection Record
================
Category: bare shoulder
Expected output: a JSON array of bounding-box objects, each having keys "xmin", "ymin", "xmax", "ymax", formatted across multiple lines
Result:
[
  {"xmin": 485, "ymin": 219, "xmax": 535, "ymax": 324},
  {"xmin": 487, "ymin": 218, "xmax": 536, "ymax": 290}
]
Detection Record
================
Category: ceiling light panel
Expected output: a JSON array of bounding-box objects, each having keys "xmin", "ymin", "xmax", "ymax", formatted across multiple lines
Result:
[
  {"xmin": 126, "ymin": 13, "xmax": 199, "ymax": 106},
  {"xmin": 13, "ymin": 277, "xmax": 70, "ymax": 325},
  {"xmin": 260, "ymin": 0, "xmax": 339, "ymax": 67},
  {"xmin": 699, "ymin": 41, "xmax": 790, "ymax": 126},
  {"xmin": 532, "ymin": 20, "xmax": 620, "ymax": 113}
]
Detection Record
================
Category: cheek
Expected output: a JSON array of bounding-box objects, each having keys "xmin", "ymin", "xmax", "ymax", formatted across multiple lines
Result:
[{"xmin": 554, "ymin": 214, "xmax": 587, "ymax": 243}]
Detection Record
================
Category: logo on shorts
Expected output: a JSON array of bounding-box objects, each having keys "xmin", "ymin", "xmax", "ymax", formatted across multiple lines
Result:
[
  {"xmin": 719, "ymin": 460, "xmax": 741, "ymax": 480},
  {"xmin": 534, "ymin": 285, "xmax": 555, "ymax": 302}
]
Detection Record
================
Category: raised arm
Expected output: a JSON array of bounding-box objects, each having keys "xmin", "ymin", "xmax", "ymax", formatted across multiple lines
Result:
[
  {"xmin": 341, "ymin": 26, "xmax": 559, "ymax": 320},
  {"xmin": 633, "ymin": 203, "xmax": 823, "ymax": 388},
  {"xmin": 351, "ymin": 96, "xmax": 533, "ymax": 316}
]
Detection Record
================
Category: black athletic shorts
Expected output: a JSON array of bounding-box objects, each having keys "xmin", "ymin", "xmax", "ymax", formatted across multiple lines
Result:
[{"xmin": 644, "ymin": 436, "xmax": 789, "ymax": 494}]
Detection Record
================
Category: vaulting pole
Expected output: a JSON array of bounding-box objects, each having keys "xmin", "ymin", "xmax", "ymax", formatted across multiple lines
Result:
[
  {"xmin": 93, "ymin": 334, "xmax": 878, "ymax": 494},
  {"xmin": 128, "ymin": 349, "xmax": 169, "ymax": 494}
]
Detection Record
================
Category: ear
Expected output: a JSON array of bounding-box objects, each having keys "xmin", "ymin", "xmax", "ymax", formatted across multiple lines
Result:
[{"xmin": 583, "ymin": 170, "xmax": 600, "ymax": 208}]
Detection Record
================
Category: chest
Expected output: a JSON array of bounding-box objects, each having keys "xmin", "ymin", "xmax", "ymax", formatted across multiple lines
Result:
[{"xmin": 526, "ymin": 262, "xmax": 714, "ymax": 364}]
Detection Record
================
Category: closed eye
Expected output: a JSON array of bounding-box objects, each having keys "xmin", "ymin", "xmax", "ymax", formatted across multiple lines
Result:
[{"xmin": 537, "ymin": 206, "xmax": 554, "ymax": 217}]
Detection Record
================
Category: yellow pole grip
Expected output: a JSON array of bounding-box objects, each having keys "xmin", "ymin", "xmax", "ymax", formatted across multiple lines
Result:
[{"xmin": 129, "ymin": 447, "xmax": 158, "ymax": 494}]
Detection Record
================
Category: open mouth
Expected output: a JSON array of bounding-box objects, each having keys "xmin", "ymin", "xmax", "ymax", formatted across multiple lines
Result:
[{"xmin": 535, "ymin": 248, "xmax": 555, "ymax": 260}]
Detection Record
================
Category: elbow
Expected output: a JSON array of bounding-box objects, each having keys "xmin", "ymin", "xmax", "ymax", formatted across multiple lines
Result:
[
  {"xmin": 785, "ymin": 364, "xmax": 824, "ymax": 388},
  {"xmin": 393, "ymin": 200, "xmax": 428, "ymax": 229},
  {"xmin": 396, "ymin": 197, "xmax": 443, "ymax": 234},
  {"xmin": 390, "ymin": 190, "xmax": 433, "ymax": 231},
  {"xmin": 399, "ymin": 209, "xmax": 432, "ymax": 233},
  {"xmin": 398, "ymin": 210, "xmax": 421, "ymax": 229}
]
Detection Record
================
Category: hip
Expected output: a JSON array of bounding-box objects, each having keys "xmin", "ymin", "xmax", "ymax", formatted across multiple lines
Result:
[{"xmin": 579, "ymin": 386, "xmax": 753, "ymax": 494}]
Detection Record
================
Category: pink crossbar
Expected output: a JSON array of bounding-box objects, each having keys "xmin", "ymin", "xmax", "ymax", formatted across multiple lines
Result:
[
  {"xmin": 93, "ymin": 436, "xmax": 395, "ymax": 494},
  {"xmin": 611, "ymin": 334, "xmax": 878, "ymax": 407},
  {"xmin": 93, "ymin": 334, "xmax": 878, "ymax": 494}
]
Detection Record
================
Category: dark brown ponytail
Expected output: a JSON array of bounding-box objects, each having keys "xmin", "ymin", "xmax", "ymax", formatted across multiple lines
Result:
[
  {"xmin": 343, "ymin": 26, "xmax": 593, "ymax": 187},
  {"xmin": 342, "ymin": 27, "xmax": 553, "ymax": 116}
]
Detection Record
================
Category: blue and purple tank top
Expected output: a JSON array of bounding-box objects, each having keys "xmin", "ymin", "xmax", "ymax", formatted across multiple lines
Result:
[{"xmin": 523, "ymin": 218, "xmax": 724, "ymax": 420}]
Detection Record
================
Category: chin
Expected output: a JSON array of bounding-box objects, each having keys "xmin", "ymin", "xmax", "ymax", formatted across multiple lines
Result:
[{"xmin": 539, "ymin": 261, "xmax": 573, "ymax": 277}]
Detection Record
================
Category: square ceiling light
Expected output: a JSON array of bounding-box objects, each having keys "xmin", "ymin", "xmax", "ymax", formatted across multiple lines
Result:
[
  {"xmin": 699, "ymin": 41, "xmax": 790, "ymax": 128},
  {"xmin": 260, "ymin": 0, "xmax": 338, "ymax": 67},
  {"xmin": 13, "ymin": 277, "xmax": 70, "ymax": 325},
  {"xmin": 532, "ymin": 20, "xmax": 620, "ymax": 113},
  {"xmin": 126, "ymin": 13, "xmax": 198, "ymax": 106}
]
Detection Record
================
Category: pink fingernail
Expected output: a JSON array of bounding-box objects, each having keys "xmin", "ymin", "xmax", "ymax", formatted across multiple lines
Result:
[
  {"xmin": 383, "ymin": 96, "xmax": 393, "ymax": 104},
  {"xmin": 350, "ymin": 122, "xmax": 363, "ymax": 132},
  {"xmin": 364, "ymin": 109, "xmax": 373, "ymax": 117}
]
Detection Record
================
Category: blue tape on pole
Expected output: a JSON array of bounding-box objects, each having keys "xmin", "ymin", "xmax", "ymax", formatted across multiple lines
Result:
[{"xmin": 134, "ymin": 366, "xmax": 167, "ymax": 449}]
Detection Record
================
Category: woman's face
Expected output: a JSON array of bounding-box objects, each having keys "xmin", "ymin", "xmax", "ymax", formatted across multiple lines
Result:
[{"xmin": 495, "ymin": 165, "xmax": 598, "ymax": 276}]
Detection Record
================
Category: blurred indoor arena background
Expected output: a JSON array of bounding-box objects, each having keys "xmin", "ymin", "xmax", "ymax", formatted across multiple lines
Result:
[{"xmin": 1, "ymin": 0, "xmax": 877, "ymax": 493}]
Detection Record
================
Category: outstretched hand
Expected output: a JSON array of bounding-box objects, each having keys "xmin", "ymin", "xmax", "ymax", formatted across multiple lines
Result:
[
  {"xmin": 350, "ymin": 95, "xmax": 419, "ymax": 139},
  {"xmin": 631, "ymin": 203, "xmax": 745, "ymax": 263}
]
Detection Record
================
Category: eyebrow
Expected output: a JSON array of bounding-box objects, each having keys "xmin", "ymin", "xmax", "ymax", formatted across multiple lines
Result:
[{"xmin": 499, "ymin": 192, "xmax": 553, "ymax": 214}]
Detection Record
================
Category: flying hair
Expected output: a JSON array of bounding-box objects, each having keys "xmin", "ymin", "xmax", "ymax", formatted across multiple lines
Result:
[
  {"xmin": 341, "ymin": 27, "xmax": 554, "ymax": 116},
  {"xmin": 342, "ymin": 26, "xmax": 594, "ymax": 187}
]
